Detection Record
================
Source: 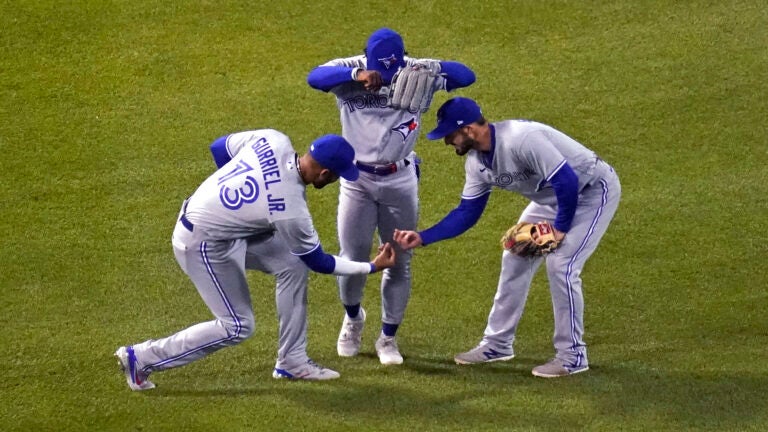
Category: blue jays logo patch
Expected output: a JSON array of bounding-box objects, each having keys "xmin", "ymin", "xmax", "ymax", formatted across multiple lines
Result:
[
  {"xmin": 378, "ymin": 54, "xmax": 398, "ymax": 69},
  {"xmin": 392, "ymin": 117, "xmax": 418, "ymax": 140}
]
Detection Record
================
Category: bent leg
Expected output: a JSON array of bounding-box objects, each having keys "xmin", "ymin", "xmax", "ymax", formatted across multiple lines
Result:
[
  {"xmin": 134, "ymin": 226, "xmax": 255, "ymax": 373},
  {"xmin": 544, "ymin": 176, "xmax": 621, "ymax": 367},
  {"xmin": 246, "ymin": 233, "xmax": 310, "ymax": 368}
]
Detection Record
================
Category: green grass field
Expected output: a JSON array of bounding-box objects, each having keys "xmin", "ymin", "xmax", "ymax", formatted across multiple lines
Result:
[{"xmin": 2, "ymin": 1, "xmax": 767, "ymax": 430}]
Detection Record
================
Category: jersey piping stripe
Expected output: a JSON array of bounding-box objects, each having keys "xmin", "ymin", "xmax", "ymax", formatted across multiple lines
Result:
[
  {"xmin": 545, "ymin": 159, "xmax": 567, "ymax": 182},
  {"xmin": 293, "ymin": 242, "xmax": 321, "ymax": 256},
  {"xmin": 460, "ymin": 189, "xmax": 491, "ymax": 200},
  {"xmin": 147, "ymin": 241, "xmax": 243, "ymax": 370},
  {"xmin": 563, "ymin": 178, "xmax": 609, "ymax": 369}
]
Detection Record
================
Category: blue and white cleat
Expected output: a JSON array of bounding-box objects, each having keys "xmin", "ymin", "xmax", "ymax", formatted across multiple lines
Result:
[
  {"xmin": 532, "ymin": 358, "xmax": 589, "ymax": 378},
  {"xmin": 272, "ymin": 359, "xmax": 340, "ymax": 381},
  {"xmin": 454, "ymin": 343, "xmax": 515, "ymax": 365},
  {"xmin": 115, "ymin": 346, "xmax": 156, "ymax": 391}
]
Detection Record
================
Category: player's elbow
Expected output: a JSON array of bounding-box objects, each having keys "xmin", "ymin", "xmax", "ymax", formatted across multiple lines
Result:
[
  {"xmin": 307, "ymin": 67, "xmax": 332, "ymax": 91},
  {"xmin": 456, "ymin": 69, "xmax": 476, "ymax": 88},
  {"xmin": 442, "ymin": 62, "xmax": 476, "ymax": 90},
  {"xmin": 299, "ymin": 249, "xmax": 336, "ymax": 274}
]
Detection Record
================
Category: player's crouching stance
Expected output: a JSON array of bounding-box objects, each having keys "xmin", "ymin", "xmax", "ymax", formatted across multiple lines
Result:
[
  {"xmin": 115, "ymin": 132, "xmax": 396, "ymax": 390},
  {"xmin": 394, "ymin": 98, "xmax": 621, "ymax": 378}
]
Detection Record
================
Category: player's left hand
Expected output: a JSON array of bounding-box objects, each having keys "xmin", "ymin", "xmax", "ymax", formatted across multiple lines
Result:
[
  {"xmin": 501, "ymin": 221, "xmax": 562, "ymax": 257},
  {"xmin": 393, "ymin": 229, "xmax": 422, "ymax": 250}
]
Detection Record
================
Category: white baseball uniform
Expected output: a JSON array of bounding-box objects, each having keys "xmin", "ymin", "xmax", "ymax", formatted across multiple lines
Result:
[
  {"xmin": 128, "ymin": 129, "xmax": 373, "ymax": 376},
  {"xmin": 318, "ymin": 55, "xmax": 447, "ymax": 327},
  {"xmin": 461, "ymin": 120, "xmax": 621, "ymax": 368}
]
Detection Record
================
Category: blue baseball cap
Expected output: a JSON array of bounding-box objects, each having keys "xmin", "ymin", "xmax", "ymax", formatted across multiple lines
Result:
[
  {"xmin": 426, "ymin": 97, "xmax": 483, "ymax": 140},
  {"xmin": 309, "ymin": 134, "xmax": 359, "ymax": 181},
  {"xmin": 365, "ymin": 28, "xmax": 406, "ymax": 83}
]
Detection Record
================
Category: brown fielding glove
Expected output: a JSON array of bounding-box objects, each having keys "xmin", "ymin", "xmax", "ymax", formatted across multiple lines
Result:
[{"xmin": 501, "ymin": 221, "xmax": 560, "ymax": 257}]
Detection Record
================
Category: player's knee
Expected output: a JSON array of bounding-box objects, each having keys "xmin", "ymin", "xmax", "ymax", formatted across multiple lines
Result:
[
  {"xmin": 223, "ymin": 315, "xmax": 255, "ymax": 343},
  {"xmin": 383, "ymin": 259, "xmax": 411, "ymax": 280}
]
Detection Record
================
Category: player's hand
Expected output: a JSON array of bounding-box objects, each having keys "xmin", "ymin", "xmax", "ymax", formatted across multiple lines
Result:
[
  {"xmin": 356, "ymin": 69, "xmax": 383, "ymax": 92},
  {"xmin": 535, "ymin": 227, "xmax": 565, "ymax": 243},
  {"xmin": 393, "ymin": 229, "xmax": 422, "ymax": 250},
  {"xmin": 371, "ymin": 242, "xmax": 396, "ymax": 271}
]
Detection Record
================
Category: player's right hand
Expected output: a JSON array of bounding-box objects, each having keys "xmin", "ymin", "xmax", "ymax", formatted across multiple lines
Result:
[
  {"xmin": 393, "ymin": 229, "xmax": 422, "ymax": 250},
  {"xmin": 356, "ymin": 70, "xmax": 383, "ymax": 92},
  {"xmin": 371, "ymin": 242, "xmax": 396, "ymax": 271}
]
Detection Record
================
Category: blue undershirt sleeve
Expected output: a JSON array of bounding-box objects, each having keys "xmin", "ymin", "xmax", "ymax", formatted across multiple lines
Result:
[
  {"xmin": 419, "ymin": 193, "xmax": 490, "ymax": 246},
  {"xmin": 439, "ymin": 61, "xmax": 476, "ymax": 92},
  {"xmin": 298, "ymin": 244, "xmax": 336, "ymax": 274},
  {"xmin": 307, "ymin": 66, "xmax": 356, "ymax": 92},
  {"xmin": 209, "ymin": 135, "xmax": 231, "ymax": 168},
  {"xmin": 549, "ymin": 163, "xmax": 579, "ymax": 232}
]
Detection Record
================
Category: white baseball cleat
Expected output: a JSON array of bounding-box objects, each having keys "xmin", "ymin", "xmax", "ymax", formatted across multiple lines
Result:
[
  {"xmin": 272, "ymin": 359, "xmax": 340, "ymax": 381},
  {"xmin": 337, "ymin": 308, "xmax": 366, "ymax": 357},
  {"xmin": 375, "ymin": 334, "xmax": 403, "ymax": 365},
  {"xmin": 115, "ymin": 346, "xmax": 156, "ymax": 391}
]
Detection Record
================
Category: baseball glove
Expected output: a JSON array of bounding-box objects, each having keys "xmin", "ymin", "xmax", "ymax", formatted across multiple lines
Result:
[
  {"xmin": 388, "ymin": 63, "xmax": 441, "ymax": 113},
  {"xmin": 501, "ymin": 221, "xmax": 561, "ymax": 257}
]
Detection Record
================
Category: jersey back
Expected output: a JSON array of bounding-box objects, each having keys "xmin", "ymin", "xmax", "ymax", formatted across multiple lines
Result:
[{"xmin": 184, "ymin": 130, "xmax": 319, "ymax": 253}]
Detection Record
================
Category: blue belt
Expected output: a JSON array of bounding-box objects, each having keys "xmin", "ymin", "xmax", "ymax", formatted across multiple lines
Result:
[
  {"xmin": 356, "ymin": 159, "xmax": 410, "ymax": 176},
  {"xmin": 180, "ymin": 200, "xmax": 194, "ymax": 231}
]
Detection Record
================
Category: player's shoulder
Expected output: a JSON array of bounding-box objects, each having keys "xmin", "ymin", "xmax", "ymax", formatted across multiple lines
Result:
[
  {"xmin": 495, "ymin": 119, "xmax": 551, "ymax": 137},
  {"xmin": 230, "ymin": 129, "xmax": 294, "ymax": 152},
  {"xmin": 405, "ymin": 55, "xmax": 441, "ymax": 64},
  {"xmin": 320, "ymin": 55, "xmax": 365, "ymax": 68}
]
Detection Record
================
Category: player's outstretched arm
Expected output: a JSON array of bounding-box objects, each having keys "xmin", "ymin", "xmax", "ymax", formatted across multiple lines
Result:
[
  {"xmin": 297, "ymin": 242, "xmax": 396, "ymax": 275},
  {"xmin": 393, "ymin": 229, "xmax": 423, "ymax": 250}
]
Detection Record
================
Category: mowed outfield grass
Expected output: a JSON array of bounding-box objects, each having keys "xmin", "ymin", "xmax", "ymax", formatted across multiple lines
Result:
[{"xmin": 1, "ymin": 1, "xmax": 766, "ymax": 431}]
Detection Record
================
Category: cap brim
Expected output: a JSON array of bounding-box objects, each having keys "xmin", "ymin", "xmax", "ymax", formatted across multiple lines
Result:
[
  {"xmin": 426, "ymin": 124, "xmax": 458, "ymax": 140},
  {"xmin": 338, "ymin": 165, "xmax": 360, "ymax": 181}
]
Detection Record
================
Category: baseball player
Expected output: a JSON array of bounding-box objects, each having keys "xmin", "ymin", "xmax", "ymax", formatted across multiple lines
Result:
[
  {"xmin": 393, "ymin": 98, "xmax": 621, "ymax": 377},
  {"xmin": 114, "ymin": 131, "xmax": 396, "ymax": 391},
  {"xmin": 306, "ymin": 28, "xmax": 476, "ymax": 365}
]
